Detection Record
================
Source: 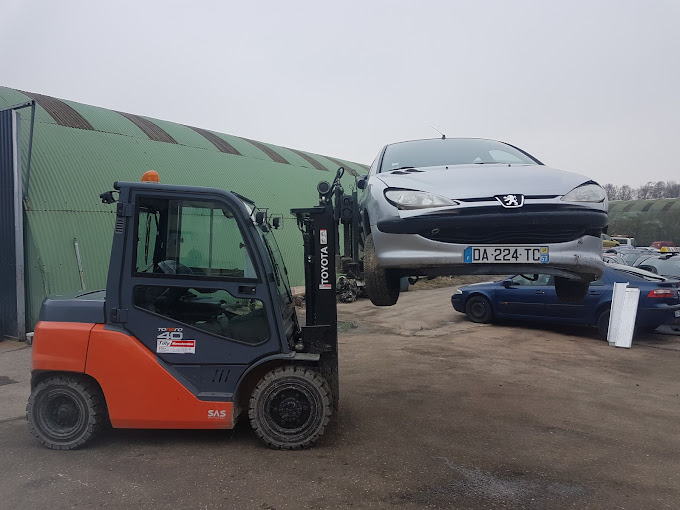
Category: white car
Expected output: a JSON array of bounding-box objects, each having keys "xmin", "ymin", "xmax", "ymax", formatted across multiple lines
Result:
[{"xmin": 358, "ymin": 138, "xmax": 608, "ymax": 306}]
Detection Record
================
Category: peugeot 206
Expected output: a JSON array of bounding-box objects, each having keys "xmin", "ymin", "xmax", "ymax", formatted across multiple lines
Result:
[{"xmin": 358, "ymin": 137, "xmax": 608, "ymax": 305}]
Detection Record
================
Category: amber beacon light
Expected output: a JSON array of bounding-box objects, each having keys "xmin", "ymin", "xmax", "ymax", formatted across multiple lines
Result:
[{"xmin": 141, "ymin": 170, "xmax": 160, "ymax": 182}]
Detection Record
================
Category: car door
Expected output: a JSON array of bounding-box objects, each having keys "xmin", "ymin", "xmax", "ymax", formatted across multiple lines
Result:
[
  {"xmin": 543, "ymin": 274, "xmax": 606, "ymax": 321},
  {"xmin": 117, "ymin": 191, "xmax": 281, "ymax": 396},
  {"xmin": 494, "ymin": 274, "xmax": 550, "ymax": 317}
]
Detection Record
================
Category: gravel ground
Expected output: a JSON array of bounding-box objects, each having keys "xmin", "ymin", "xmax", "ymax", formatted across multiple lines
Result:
[{"xmin": 1, "ymin": 285, "xmax": 679, "ymax": 510}]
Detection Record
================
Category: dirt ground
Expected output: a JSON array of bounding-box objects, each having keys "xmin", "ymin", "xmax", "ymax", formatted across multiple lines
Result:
[{"xmin": 1, "ymin": 285, "xmax": 680, "ymax": 510}]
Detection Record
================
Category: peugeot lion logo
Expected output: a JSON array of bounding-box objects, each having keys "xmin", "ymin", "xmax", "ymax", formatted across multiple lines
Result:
[{"xmin": 495, "ymin": 194, "xmax": 525, "ymax": 208}]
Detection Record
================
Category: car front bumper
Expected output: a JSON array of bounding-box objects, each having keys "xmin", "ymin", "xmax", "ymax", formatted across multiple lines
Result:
[
  {"xmin": 371, "ymin": 228, "xmax": 605, "ymax": 280},
  {"xmin": 451, "ymin": 293, "xmax": 466, "ymax": 313}
]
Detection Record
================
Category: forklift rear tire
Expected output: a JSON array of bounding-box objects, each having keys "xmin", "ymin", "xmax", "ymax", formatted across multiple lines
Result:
[
  {"xmin": 26, "ymin": 375, "xmax": 108, "ymax": 450},
  {"xmin": 364, "ymin": 233, "xmax": 400, "ymax": 306},
  {"xmin": 554, "ymin": 276, "xmax": 589, "ymax": 303},
  {"xmin": 248, "ymin": 366, "xmax": 332, "ymax": 450}
]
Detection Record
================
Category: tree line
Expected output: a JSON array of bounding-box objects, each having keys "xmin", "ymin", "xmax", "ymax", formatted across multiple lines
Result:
[{"xmin": 603, "ymin": 181, "xmax": 680, "ymax": 201}]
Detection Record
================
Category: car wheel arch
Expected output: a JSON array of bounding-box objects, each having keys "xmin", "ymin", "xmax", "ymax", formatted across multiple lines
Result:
[
  {"xmin": 594, "ymin": 303, "xmax": 611, "ymax": 324},
  {"xmin": 466, "ymin": 292, "xmax": 494, "ymax": 309}
]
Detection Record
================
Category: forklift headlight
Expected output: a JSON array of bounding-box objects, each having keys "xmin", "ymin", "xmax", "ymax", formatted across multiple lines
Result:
[{"xmin": 384, "ymin": 189, "xmax": 458, "ymax": 210}]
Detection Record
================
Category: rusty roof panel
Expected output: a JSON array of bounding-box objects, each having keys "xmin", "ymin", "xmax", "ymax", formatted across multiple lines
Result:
[
  {"xmin": 238, "ymin": 138, "xmax": 290, "ymax": 165},
  {"xmin": 116, "ymin": 111, "xmax": 177, "ymax": 144},
  {"xmin": 185, "ymin": 125, "xmax": 241, "ymax": 155},
  {"xmin": 284, "ymin": 148, "xmax": 329, "ymax": 171},
  {"xmin": 325, "ymin": 156, "xmax": 360, "ymax": 177},
  {"xmin": 20, "ymin": 91, "xmax": 94, "ymax": 130}
]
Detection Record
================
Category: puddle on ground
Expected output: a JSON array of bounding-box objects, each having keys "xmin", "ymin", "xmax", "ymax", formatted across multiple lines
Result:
[{"xmin": 0, "ymin": 376, "xmax": 18, "ymax": 387}]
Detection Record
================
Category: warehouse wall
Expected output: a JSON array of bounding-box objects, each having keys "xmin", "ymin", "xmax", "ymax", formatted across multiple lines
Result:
[{"xmin": 0, "ymin": 87, "xmax": 367, "ymax": 329}]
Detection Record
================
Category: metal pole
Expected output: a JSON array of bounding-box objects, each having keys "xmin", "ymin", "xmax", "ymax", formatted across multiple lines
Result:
[
  {"xmin": 23, "ymin": 101, "xmax": 36, "ymax": 200},
  {"xmin": 208, "ymin": 208, "xmax": 214, "ymax": 269},
  {"xmin": 12, "ymin": 111, "xmax": 26, "ymax": 341},
  {"xmin": 74, "ymin": 238, "xmax": 86, "ymax": 290}
]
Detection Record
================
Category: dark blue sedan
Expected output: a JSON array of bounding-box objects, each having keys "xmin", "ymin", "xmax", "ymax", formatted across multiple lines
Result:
[{"xmin": 451, "ymin": 264, "xmax": 680, "ymax": 339}]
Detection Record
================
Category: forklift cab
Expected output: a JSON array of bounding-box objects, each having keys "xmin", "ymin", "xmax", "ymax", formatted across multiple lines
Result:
[{"xmin": 107, "ymin": 183, "xmax": 298, "ymax": 383}]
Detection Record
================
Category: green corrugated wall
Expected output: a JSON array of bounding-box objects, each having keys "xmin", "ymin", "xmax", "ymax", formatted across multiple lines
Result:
[
  {"xmin": 608, "ymin": 199, "xmax": 680, "ymax": 246},
  {"xmin": 0, "ymin": 87, "xmax": 368, "ymax": 328}
]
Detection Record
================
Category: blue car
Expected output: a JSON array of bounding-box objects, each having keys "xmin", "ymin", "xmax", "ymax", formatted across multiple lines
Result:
[{"xmin": 451, "ymin": 264, "xmax": 680, "ymax": 339}]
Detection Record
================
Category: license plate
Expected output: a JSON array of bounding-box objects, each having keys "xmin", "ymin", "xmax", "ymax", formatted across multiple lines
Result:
[
  {"xmin": 464, "ymin": 246, "xmax": 549, "ymax": 264},
  {"xmin": 675, "ymin": 310, "xmax": 680, "ymax": 318}
]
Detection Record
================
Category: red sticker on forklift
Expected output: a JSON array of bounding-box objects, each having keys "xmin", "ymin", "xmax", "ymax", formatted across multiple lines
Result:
[{"xmin": 156, "ymin": 328, "xmax": 195, "ymax": 354}]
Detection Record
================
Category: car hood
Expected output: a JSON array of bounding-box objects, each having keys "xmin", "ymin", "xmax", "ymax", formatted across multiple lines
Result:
[{"xmin": 375, "ymin": 164, "xmax": 593, "ymax": 199}]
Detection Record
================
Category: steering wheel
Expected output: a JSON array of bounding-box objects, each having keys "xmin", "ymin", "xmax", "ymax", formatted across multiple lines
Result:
[{"xmin": 158, "ymin": 260, "xmax": 193, "ymax": 275}]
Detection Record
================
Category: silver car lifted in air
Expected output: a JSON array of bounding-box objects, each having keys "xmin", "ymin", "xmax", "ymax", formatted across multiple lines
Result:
[{"xmin": 358, "ymin": 138, "xmax": 608, "ymax": 306}]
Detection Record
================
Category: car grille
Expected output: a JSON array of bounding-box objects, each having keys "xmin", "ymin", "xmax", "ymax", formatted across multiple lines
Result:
[{"xmin": 420, "ymin": 225, "xmax": 588, "ymax": 244}]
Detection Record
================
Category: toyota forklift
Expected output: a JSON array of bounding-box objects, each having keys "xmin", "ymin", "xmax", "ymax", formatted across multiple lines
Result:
[{"xmin": 27, "ymin": 169, "xmax": 349, "ymax": 450}]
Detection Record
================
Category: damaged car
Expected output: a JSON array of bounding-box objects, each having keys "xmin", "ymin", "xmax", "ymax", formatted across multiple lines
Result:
[{"xmin": 358, "ymin": 137, "xmax": 608, "ymax": 306}]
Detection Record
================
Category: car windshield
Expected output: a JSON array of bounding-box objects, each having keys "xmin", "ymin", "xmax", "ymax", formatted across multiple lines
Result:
[
  {"xmin": 622, "ymin": 252, "xmax": 644, "ymax": 265},
  {"xmin": 380, "ymin": 138, "xmax": 539, "ymax": 172}
]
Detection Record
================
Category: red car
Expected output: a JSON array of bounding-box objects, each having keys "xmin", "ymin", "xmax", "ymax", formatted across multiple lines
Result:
[{"xmin": 652, "ymin": 241, "xmax": 676, "ymax": 250}]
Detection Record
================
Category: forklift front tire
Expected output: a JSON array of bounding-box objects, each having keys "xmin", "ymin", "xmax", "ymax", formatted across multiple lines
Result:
[
  {"xmin": 27, "ymin": 375, "xmax": 108, "ymax": 450},
  {"xmin": 364, "ymin": 233, "xmax": 400, "ymax": 306},
  {"xmin": 248, "ymin": 366, "xmax": 332, "ymax": 450}
]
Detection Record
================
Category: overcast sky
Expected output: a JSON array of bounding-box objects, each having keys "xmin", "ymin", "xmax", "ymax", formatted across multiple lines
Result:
[{"xmin": 1, "ymin": 0, "xmax": 678, "ymax": 186}]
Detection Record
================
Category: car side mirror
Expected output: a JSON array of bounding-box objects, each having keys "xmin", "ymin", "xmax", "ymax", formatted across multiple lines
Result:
[
  {"xmin": 272, "ymin": 216, "xmax": 281, "ymax": 229},
  {"xmin": 357, "ymin": 176, "xmax": 367, "ymax": 190},
  {"xmin": 502, "ymin": 279, "xmax": 515, "ymax": 288}
]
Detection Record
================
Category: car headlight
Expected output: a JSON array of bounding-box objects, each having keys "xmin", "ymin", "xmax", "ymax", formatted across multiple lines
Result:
[
  {"xmin": 453, "ymin": 288, "xmax": 463, "ymax": 295},
  {"xmin": 384, "ymin": 189, "xmax": 458, "ymax": 209},
  {"xmin": 561, "ymin": 183, "xmax": 606, "ymax": 203}
]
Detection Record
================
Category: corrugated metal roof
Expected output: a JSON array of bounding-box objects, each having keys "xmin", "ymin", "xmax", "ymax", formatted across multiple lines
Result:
[
  {"xmin": 115, "ymin": 111, "xmax": 178, "ymax": 143},
  {"xmin": 185, "ymin": 125, "xmax": 241, "ymax": 155},
  {"xmin": 0, "ymin": 86, "xmax": 367, "ymax": 328},
  {"xmin": 20, "ymin": 91, "xmax": 94, "ymax": 130},
  {"xmin": 237, "ymin": 137, "xmax": 290, "ymax": 165},
  {"xmin": 324, "ymin": 156, "xmax": 360, "ymax": 177},
  {"xmin": 284, "ymin": 147, "xmax": 329, "ymax": 171}
]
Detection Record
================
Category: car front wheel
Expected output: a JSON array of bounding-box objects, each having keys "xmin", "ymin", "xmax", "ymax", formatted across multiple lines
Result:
[
  {"xmin": 364, "ymin": 233, "xmax": 400, "ymax": 306},
  {"xmin": 465, "ymin": 295, "xmax": 493, "ymax": 323}
]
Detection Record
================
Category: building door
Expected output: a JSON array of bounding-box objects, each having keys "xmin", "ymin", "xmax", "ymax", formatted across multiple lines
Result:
[{"xmin": 0, "ymin": 109, "xmax": 23, "ymax": 341}]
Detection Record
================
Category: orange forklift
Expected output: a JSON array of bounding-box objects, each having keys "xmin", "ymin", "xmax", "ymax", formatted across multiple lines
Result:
[{"xmin": 26, "ymin": 169, "xmax": 348, "ymax": 449}]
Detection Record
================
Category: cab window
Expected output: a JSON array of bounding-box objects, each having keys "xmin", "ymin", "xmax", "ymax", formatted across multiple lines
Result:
[
  {"xmin": 134, "ymin": 197, "xmax": 257, "ymax": 280},
  {"xmin": 134, "ymin": 286, "xmax": 270, "ymax": 344}
]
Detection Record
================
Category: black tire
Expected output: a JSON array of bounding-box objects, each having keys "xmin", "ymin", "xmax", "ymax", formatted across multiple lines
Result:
[
  {"xmin": 555, "ymin": 276, "xmax": 589, "ymax": 303},
  {"xmin": 465, "ymin": 295, "xmax": 493, "ymax": 323},
  {"xmin": 364, "ymin": 233, "xmax": 400, "ymax": 306},
  {"xmin": 248, "ymin": 366, "xmax": 332, "ymax": 450},
  {"xmin": 26, "ymin": 375, "xmax": 108, "ymax": 450},
  {"xmin": 597, "ymin": 309, "xmax": 610, "ymax": 341}
]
